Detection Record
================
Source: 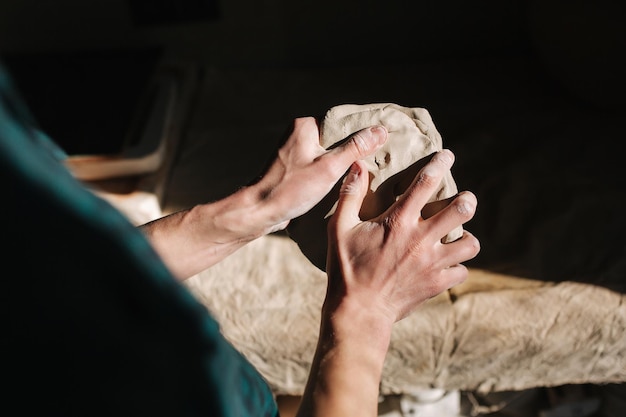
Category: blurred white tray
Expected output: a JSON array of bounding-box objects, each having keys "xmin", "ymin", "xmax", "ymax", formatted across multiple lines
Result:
[{"xmin": 64, "ymin": 73, "xmax": 178, "ymax": 181}]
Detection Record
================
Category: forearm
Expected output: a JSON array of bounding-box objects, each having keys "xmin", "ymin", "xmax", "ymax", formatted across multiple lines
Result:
[
  {"xmin": 139, "ymin": 184, "xmax": 279, "ymax": 280},
  {"xmin": 297, "ymin": 149, "xmax": 480, "ymax": 416},
  {"xmin": 139, "ymin": 120, "xmax": 388, "ymax": 281},
  {"xmin": 297, "ymin": 298, "xmax": 393, "ymax": 417}
]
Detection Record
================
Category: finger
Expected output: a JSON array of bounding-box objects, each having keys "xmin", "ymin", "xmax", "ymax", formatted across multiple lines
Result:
[
  {"xmin": 292, "ymin": 117, "xmax": 324, "ymax": 153},
  {"xmin": 414, "ymin": 264, "xmax": 470, "ymax": 303},
  {"xmin": 393, "ymin": 149, "xmax": 455, "ymax": 220},
  {"xmin": 437, "ymin": 230, "xmax": 481, "ymax": 268},
  {"xmin": 421, "ymin": 195, "xmax": 456, "ymax": 220},
  {"xmin": 330, "ymin": 161, "xmax": 369, "ymax": 235},
  {"xmin": 317, "ymin": 125, "xmax": 388, "ymax": 181},
  {"xmin": 440, "ymin": 264, "xmax": 470, "ymax": 290},
  {"xmin": 426, "ymin": 191, "xmax": 477, "ymax": 241}
]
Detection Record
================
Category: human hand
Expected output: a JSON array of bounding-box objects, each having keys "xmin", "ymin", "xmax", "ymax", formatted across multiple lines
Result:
[
  {"xmin": 325, "ymin": 149, "xmax": 480, "ymax": 324},
  {"xmin": 140, "ymin": 117, "xmax": 387, "ymax": 281},
  {"xmin": 251, "ymin": 117, "xmax": 387, "ymax": 234},
  {"xmin": 296, "ymin": 150, "xmax": 478, "ymax": 417}
]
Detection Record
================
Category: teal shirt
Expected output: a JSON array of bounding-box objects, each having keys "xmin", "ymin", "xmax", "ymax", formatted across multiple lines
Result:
[{"xmin": 1, "ymin": 62, "xmax": 278, "ymax": 417}]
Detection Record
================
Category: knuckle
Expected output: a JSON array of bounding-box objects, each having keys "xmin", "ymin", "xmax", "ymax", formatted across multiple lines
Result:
[
  {"xmin": 293, "ymin": 117, "xmax": 318, "ymax": 135},
  {"xmin": 453, "ymin": 193, "xmax": 476, "ymax": 218},
  {"xmin": 349, "ymin": 132, "xmax": 368, "ymax": 157},
  {"xmin": 464, "ymin": 232, "xmax": 481, "ymax": 257},
  {"xmin": 416, "ymin": 171, "xmax": 439, "ymax": 188},
  {"xmin": 383, "ymin": 213, "xmax": 401, "ymax": 231}
]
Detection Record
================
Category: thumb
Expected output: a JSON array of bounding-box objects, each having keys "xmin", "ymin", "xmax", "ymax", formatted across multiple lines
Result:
[
  {"xmin": 344, "ymin": 125, "xmax": 388, "ymax": 158},
  {"xmin": 319, "ymin": 125, "xmax": 387, "ymax": 179},
  {"xmin": 330, "ymin": 161, "xmax": 369, "ymax": 234}
]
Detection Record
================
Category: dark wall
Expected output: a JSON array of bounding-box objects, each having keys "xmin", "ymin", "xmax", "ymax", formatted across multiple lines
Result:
[
  {"xmin": 1, "ymin": 0, "xmax": 528, "ymax": 61},
  {"xmin": 1, "ymin": 0, "xmax": 624, "ymax": 109},
  {"xmin": 1, "ymin": 0, "xmax": 624, "ymax": 289}
]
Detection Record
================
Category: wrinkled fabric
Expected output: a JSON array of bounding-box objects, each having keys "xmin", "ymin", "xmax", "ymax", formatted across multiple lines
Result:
[{"xmin": 186, "ymin": 234, "xmax": 626, "ymax": 396}]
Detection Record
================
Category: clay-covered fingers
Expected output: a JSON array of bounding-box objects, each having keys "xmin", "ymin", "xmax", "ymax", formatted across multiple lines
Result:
[
  {"xmin": 424, "ymin": 191, "xmax": 477, "ymax": 242},
  {"xmin": 390, "ymin": 149, "xmax": 455, "ymax": 221},
  {"xmin": 257, "ymin": 119, "xmax": 388, "ymax": 228},
  {"xmin": 432, "ymin": 263, "xmax": 471, "ymax": 294},
  {"xmin": 330, "ymin": 161, "xmax": 371, "ymax": 235},
  {"xmin": 317, "ymin": 125, "xmax": 388, "ymax": 180},
  {"xmin": 437, "ymin": 229, "xmax": 481, "ymax": 270}
]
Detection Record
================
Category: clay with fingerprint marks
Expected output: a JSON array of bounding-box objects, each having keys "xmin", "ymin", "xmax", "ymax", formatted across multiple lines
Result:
[{"xmin": 287, "ymin": 103, "xmax": 463, "ymax": 271}]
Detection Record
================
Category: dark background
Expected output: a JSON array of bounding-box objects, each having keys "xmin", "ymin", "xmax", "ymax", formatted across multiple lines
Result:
[{"xmin": 1, "ymin": 0, "xmax": 624, "ymax": 290}]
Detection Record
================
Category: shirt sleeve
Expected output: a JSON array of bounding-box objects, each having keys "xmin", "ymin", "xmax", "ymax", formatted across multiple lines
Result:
[{"xmin": 1, "ymin": 61, "xmax": 278, "ymax": 417}]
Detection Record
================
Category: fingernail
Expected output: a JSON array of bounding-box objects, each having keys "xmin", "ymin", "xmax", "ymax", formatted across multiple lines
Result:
[
  {"xmin": 367, "ymin": 126, "xmax": 388, "ymax": 146},
  {"xmin": 435, "ymin": 149, "xmax": 453, "ymax": 164}
]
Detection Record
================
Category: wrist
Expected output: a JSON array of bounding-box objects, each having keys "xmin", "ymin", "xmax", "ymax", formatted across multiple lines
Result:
[
  {"xmin": 300, "ymin": 297, "xmax": 392, "ymax": 416},
  {"xmin": 320, "ymin": 296, "xmax": 393, "ymax": 363},
  {"xmin": 139, "ymin": 177, "xmax": 292, "ymax": 280},
  {"xmin": 202, "ymin": 184, "xmax": 279, "ymax": 242}
]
